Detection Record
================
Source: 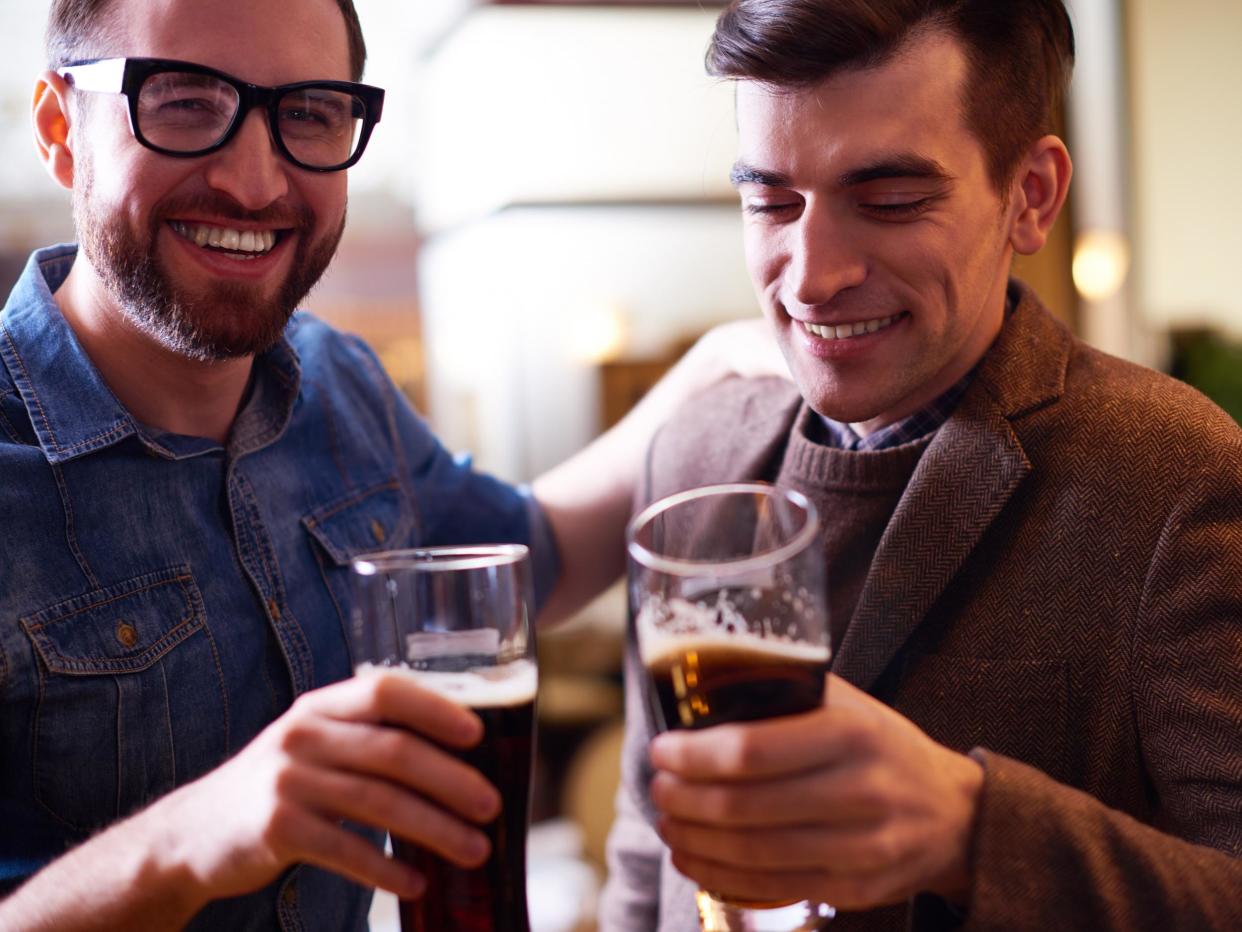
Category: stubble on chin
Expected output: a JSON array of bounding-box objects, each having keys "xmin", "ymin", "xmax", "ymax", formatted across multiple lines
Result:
[{"xmin": 73, "ymin": 162, "xmax": 345, "ymax": 363}]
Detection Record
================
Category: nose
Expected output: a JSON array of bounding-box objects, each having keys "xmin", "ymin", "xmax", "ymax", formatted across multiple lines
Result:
[
  {"xmin": 784, "ymin": 202, "xmax": 867, "ymax": 309},
  {"xmin": 202, "ymin": 108, "xmax": 290, "ymax": 209}
]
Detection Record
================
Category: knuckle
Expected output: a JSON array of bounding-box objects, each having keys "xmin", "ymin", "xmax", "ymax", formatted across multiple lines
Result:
[
  {"xmin": 370, "ymin": 673, "xmax": 400, "ymax": 707},
  {"xmin": 375, "ymin": 727, "xmax": 411, "ymax": 769},
  {"xmin": 720, "ymin": 730, "xmax": 763, "ymax": 773},
  {"xmin": 270, "ymin": 759, "xmax": 302, "ymax": 799},
  {"xmin": 867, "ymin": 825, "xmax": 902, "ymax": 870},
  {"xmin": 840, "ymin": 717, "xmax": 877, "ymax": 752},
  {"xmin": 710, "ymin": 788, "xmax": 748, "ymax": 823},
  {"xmin": 277, "ymin": 719, "xmax": 314, "ymax": 755},
  {"xmin": 262, "ymin": 799, "xmax": 299, "ymax": 851}
]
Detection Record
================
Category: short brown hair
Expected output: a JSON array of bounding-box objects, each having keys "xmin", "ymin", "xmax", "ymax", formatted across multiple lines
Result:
[
  {"xmin": 707, "ymin": 0, "xmax": 1074, "ymax": 192},
  {"xmin": 46, "ymin": 0, "xmax": 368, "ymax": 82}
]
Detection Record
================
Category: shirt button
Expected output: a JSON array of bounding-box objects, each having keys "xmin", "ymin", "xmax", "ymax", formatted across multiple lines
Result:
[
  {"xmin": 370, "ymin": 518, "xmax": 386, "ymax": 544},
  {"xmin": 281, "ymin": 880, "xmax": 298, "ymax": 907},
  {"xmin": 267, "ymin": 598, "xmax": 281, "ymax": 621},
  {"xmin": 115, "ymin": 621, "xmax": 138, "ymax": 649}
]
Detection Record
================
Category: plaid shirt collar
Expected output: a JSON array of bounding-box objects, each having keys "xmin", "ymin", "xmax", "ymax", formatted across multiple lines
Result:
[{"xmin": 818, "ymin": 368, "xmax": 976, "ymax": 451}]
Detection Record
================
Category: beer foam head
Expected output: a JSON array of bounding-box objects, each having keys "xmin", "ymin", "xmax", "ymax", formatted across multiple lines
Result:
[
  {"xmin": 636, "ymin": 596, "xmax": 830, "ymax": 667},
  {"xmin": 357, "ymin": 658, "xmax": 538, "ymax": 708}
]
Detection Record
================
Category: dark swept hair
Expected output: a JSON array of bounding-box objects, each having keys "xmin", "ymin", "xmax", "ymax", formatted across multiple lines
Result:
[
  {"xmin": 45, "ymin": 0, "xmax": 368, "ymax": 82},
  {"xmin": 707, "ymin": 0, "xmax": 1075, "ymax": 192}
]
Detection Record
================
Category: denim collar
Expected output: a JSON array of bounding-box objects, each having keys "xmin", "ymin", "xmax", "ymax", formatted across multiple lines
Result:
[{"xmin": 0, "ymin": 244, "xmax": 301, "ymax": 464}]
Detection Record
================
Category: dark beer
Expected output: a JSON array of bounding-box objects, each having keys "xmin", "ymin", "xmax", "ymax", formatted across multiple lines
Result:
[
  {"xmin": 392, "ymin": 661, "xmax": 537, "ymax": 932},
  {"xmin": 643, "ymin": 633, "xmax": 829, "ymax": 733}
]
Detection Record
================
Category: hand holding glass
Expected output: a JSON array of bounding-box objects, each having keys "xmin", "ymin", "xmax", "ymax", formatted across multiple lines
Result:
[
  {"xmin": 628, "ymin": 483, "xmax": 835, "ymax": 932},
  {"xmin": 350, "ymin": 545, "xmax": 536, "ymax": 932}
]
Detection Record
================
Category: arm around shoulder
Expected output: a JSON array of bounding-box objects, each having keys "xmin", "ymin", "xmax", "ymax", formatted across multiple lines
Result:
[{"xmin": 534, "ymin": 318, "xmax": 787, "ymax": 625}]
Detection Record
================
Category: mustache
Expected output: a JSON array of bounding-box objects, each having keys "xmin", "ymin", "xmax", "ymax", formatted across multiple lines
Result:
[{"xmin": 152, "ymin": 193, "xmax": 314, "ymax": 231}]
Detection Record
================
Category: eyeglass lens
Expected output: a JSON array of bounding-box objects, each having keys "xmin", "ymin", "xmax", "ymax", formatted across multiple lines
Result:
[{"xmin": 136, "ymin": 70, "xmax": 365, "ymax": 168}]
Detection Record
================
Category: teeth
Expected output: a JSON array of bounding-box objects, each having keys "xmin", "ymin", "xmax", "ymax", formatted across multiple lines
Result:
[
  {"xmin": 170, "ymin": 221, "xmax": 277, "ymax": 254},
  {"xmin": 803, "ymin": 315, "xmax": 898, "ymax": 340}
]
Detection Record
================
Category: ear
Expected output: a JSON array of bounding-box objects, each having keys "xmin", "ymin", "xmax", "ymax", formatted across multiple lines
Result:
[
  {"xmin": 1007, "ymin": 135, "xmax": 1073, "ymax": 256},
  {"xmin": 32, "ymin": 70, "xmax": 77, "ymax": 190}
]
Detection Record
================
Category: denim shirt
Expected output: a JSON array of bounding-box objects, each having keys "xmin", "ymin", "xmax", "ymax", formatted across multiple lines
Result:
[{"xmin": 0, "ymin": 245, "xmax": 559, "ymax": 930}]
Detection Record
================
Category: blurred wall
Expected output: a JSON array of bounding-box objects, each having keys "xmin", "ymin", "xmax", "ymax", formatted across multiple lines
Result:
[{"xmin": 1129, "ymin": 0, "xmax": 1242, "ymax": 339}]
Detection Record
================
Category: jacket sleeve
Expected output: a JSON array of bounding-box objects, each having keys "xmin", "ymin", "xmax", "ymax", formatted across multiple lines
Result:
[
  {"xmin": 959, "ymin": 453, "xmax": 1242, "ymax": 930},
  {"xmin": 600, "ymin": 781, "xmax": 665, "ymax": 931},
  {"xmin": 599, "ymin": 642, "xmax": 665, "ymax": 931}
]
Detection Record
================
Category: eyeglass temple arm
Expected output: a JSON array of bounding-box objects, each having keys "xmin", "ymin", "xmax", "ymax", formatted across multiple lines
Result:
[{"xmin": 58, "ymin": 58, "xmax": 126, "ymax": 93}]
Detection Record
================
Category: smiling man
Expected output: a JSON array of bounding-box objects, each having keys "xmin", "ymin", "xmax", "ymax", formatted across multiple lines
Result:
[
  {"xmin": 0, "ymin": 0, "xmax": 769, "ymax": 928},
  {"xmin": 603, "ymin": 1, "xmax": 1242, "ymax": 930}
]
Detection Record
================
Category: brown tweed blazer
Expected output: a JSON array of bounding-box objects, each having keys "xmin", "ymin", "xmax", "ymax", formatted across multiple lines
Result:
[{"xmin": 601, "ymin": 282, "xmax": 1242, "ymax": 931}]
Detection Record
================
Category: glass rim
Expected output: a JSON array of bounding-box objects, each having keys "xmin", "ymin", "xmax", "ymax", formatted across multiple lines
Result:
[
  {"xmin": 626, "ymin": 482, "xmax": 819, "ymax": 577},
  {"xmin": 352, "ymin": 544, "xmax": 530, "ymax": 575}
]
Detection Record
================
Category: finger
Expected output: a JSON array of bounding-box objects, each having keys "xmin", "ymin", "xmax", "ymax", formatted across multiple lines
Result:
[
  {"xmin": 668, "ymin": 850, "xmax": 828, "ymax": 907},
  {"xmin": 823, "ymin": 673, "xmax": 882, "ymax": 711},
  {"xmin": 281, "ymin": 717, "xmax": 501, "ymax": 822},
  {"xmin": 658, "ymin": 817, "xmax": 894, "ymax": 874},
  {"xmin": 278, "ymin": 805, "xmax": 427, "ymax": 899},
  {"xmin": 300, "ymin": 671, "xmax": 484, "ymax": 748},
  {"xmin": 282, "ymin": 765, "xmax": 493, "ymax": 868},
  {"xmin": 659, "ymin": 819, "xmax": 831, "ymax": 871},
  {"xmin": 669, "ymin": 849, "xmax": 904, "ymax": 911},
  {"xmin": 649, "ymin": 767, "xmax": 880, "ymax": 829},
  {"xmin": 649, "ymin": 704, "xmax": 871, "ymax": 780}
]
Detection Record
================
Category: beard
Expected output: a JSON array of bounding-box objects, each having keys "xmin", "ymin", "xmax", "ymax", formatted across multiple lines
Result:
[{"xmin": 72, "ymin": 163, "xmax": 345, "ymax": 362}]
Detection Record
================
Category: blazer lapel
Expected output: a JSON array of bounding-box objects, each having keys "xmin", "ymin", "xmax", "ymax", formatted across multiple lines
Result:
[
  {"xmin": 833, "ymin": 391, "xmax": 1030, "ymax": 690},
  {"xmin": 832, "ymin": 282, "xmax": 1070, "ymax": 692}
]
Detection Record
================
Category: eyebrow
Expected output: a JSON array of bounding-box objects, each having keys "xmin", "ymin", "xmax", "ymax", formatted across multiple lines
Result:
[
  {"xmin": 730, "ymin": 154, "xmax": 954, "ymax": 189},
  {"xmin": 730, "ymin": 164, "xmax": 790, "ymax": 187},
  {"xmin": 839, "ymin": 155, "xmax": 954, "ymax": 187}
]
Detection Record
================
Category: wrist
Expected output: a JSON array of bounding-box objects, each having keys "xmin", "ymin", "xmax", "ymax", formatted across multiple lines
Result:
[
  {"xmin": 126, "ymin": 790, "xmax": 216, "ymax": 922},
  {"xmin": 930, "ymin": 751, "xmax": 985, "ymax": 906}
]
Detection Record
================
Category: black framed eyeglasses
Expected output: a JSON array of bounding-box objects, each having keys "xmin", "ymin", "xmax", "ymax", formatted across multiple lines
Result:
[{"xmin": 58, "ymin": 57, "xmax": 385, "ymax": 172}]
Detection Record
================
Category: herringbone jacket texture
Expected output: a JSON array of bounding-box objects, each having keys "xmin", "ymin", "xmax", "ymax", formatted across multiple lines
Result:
[{"xmin": 600, "ymin": 281, "xmax": 1242, "ymax": 931}]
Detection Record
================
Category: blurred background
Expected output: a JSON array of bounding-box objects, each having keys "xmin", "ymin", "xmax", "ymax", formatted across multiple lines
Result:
[{"xmin": 2, "ymin": 0, "xmax": 1240, "ymax": 928}]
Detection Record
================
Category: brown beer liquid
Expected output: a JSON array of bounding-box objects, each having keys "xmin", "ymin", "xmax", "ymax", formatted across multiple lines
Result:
[
  {"xmin": 390, "ymin": 667, "xmax": 536, "ymax": 932},
  {"xmin": 645, "ymin": 638, "xmax": 828, "ymax": 732}
]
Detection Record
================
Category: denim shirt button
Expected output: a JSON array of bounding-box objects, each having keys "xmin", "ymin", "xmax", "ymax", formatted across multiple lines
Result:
[
  {"xmin": 281, "ymin": 880, "xmax": 298, "ymax": 906},
  {"xmin": 266, "ymin": 598, "xmax": 281, "ymax": 621},
  {"xmin": 115, "ymin": 621, "xmax": 138, "ymax": 649},
  {"xmin": 370, "ymin": 518, "xmax": 386, "ymax": 544}
]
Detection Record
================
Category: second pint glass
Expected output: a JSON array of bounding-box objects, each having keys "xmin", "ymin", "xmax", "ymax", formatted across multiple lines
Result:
[{"xmin": 350, "ymin": 545, "xmax": 537, "ymax": 932}]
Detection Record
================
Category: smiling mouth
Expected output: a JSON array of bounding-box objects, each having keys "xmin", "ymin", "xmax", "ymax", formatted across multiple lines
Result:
[
  {"xmin": 801, "ymin": 312, "xmax": 905, "ymax": 340},
  {"xmin": 168, "ymin": 221, "xmax": 283, "ymax": 259}
]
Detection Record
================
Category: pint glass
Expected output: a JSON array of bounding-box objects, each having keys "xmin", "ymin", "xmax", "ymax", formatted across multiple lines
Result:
[
  {"xmin": 350, "ymin": 545, "xmax": 536, "ymax": 932},
  {"xmin": 628, "ymin": 483, "xmax": 834, "ymax": 932}
]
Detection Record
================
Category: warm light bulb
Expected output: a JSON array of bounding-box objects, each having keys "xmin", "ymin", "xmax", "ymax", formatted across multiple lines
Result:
[
  {"xmin": 568, "ymin": 304, "xmax": 629, "ymax": 364},
  {"xmin": 1073, "ymin": 230, "xmax": 1131, "ymax": 302}
]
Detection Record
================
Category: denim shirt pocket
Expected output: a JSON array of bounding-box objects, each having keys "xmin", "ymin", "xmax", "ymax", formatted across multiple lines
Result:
[
  {"xmin": 302, "ymin": 479, "xmax": 416, "ymax": 566},
  {"xmin": 19, "ymin": 565, "xmax": 228, "ymax": 832},
  {"xmin": 301, "ymin": 480, "xmax": 417, "ymax": 663}
]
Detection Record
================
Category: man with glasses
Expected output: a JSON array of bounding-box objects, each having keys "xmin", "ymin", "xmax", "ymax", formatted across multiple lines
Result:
[{"xmin": 0, "ymin": 0, "xmax": 764, "ymax": 927}]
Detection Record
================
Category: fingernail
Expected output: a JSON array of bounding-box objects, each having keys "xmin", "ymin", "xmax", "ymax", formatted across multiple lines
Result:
[{"xmin": 476, "ymin": 790, "xmax": 501, "ymax": 821}]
